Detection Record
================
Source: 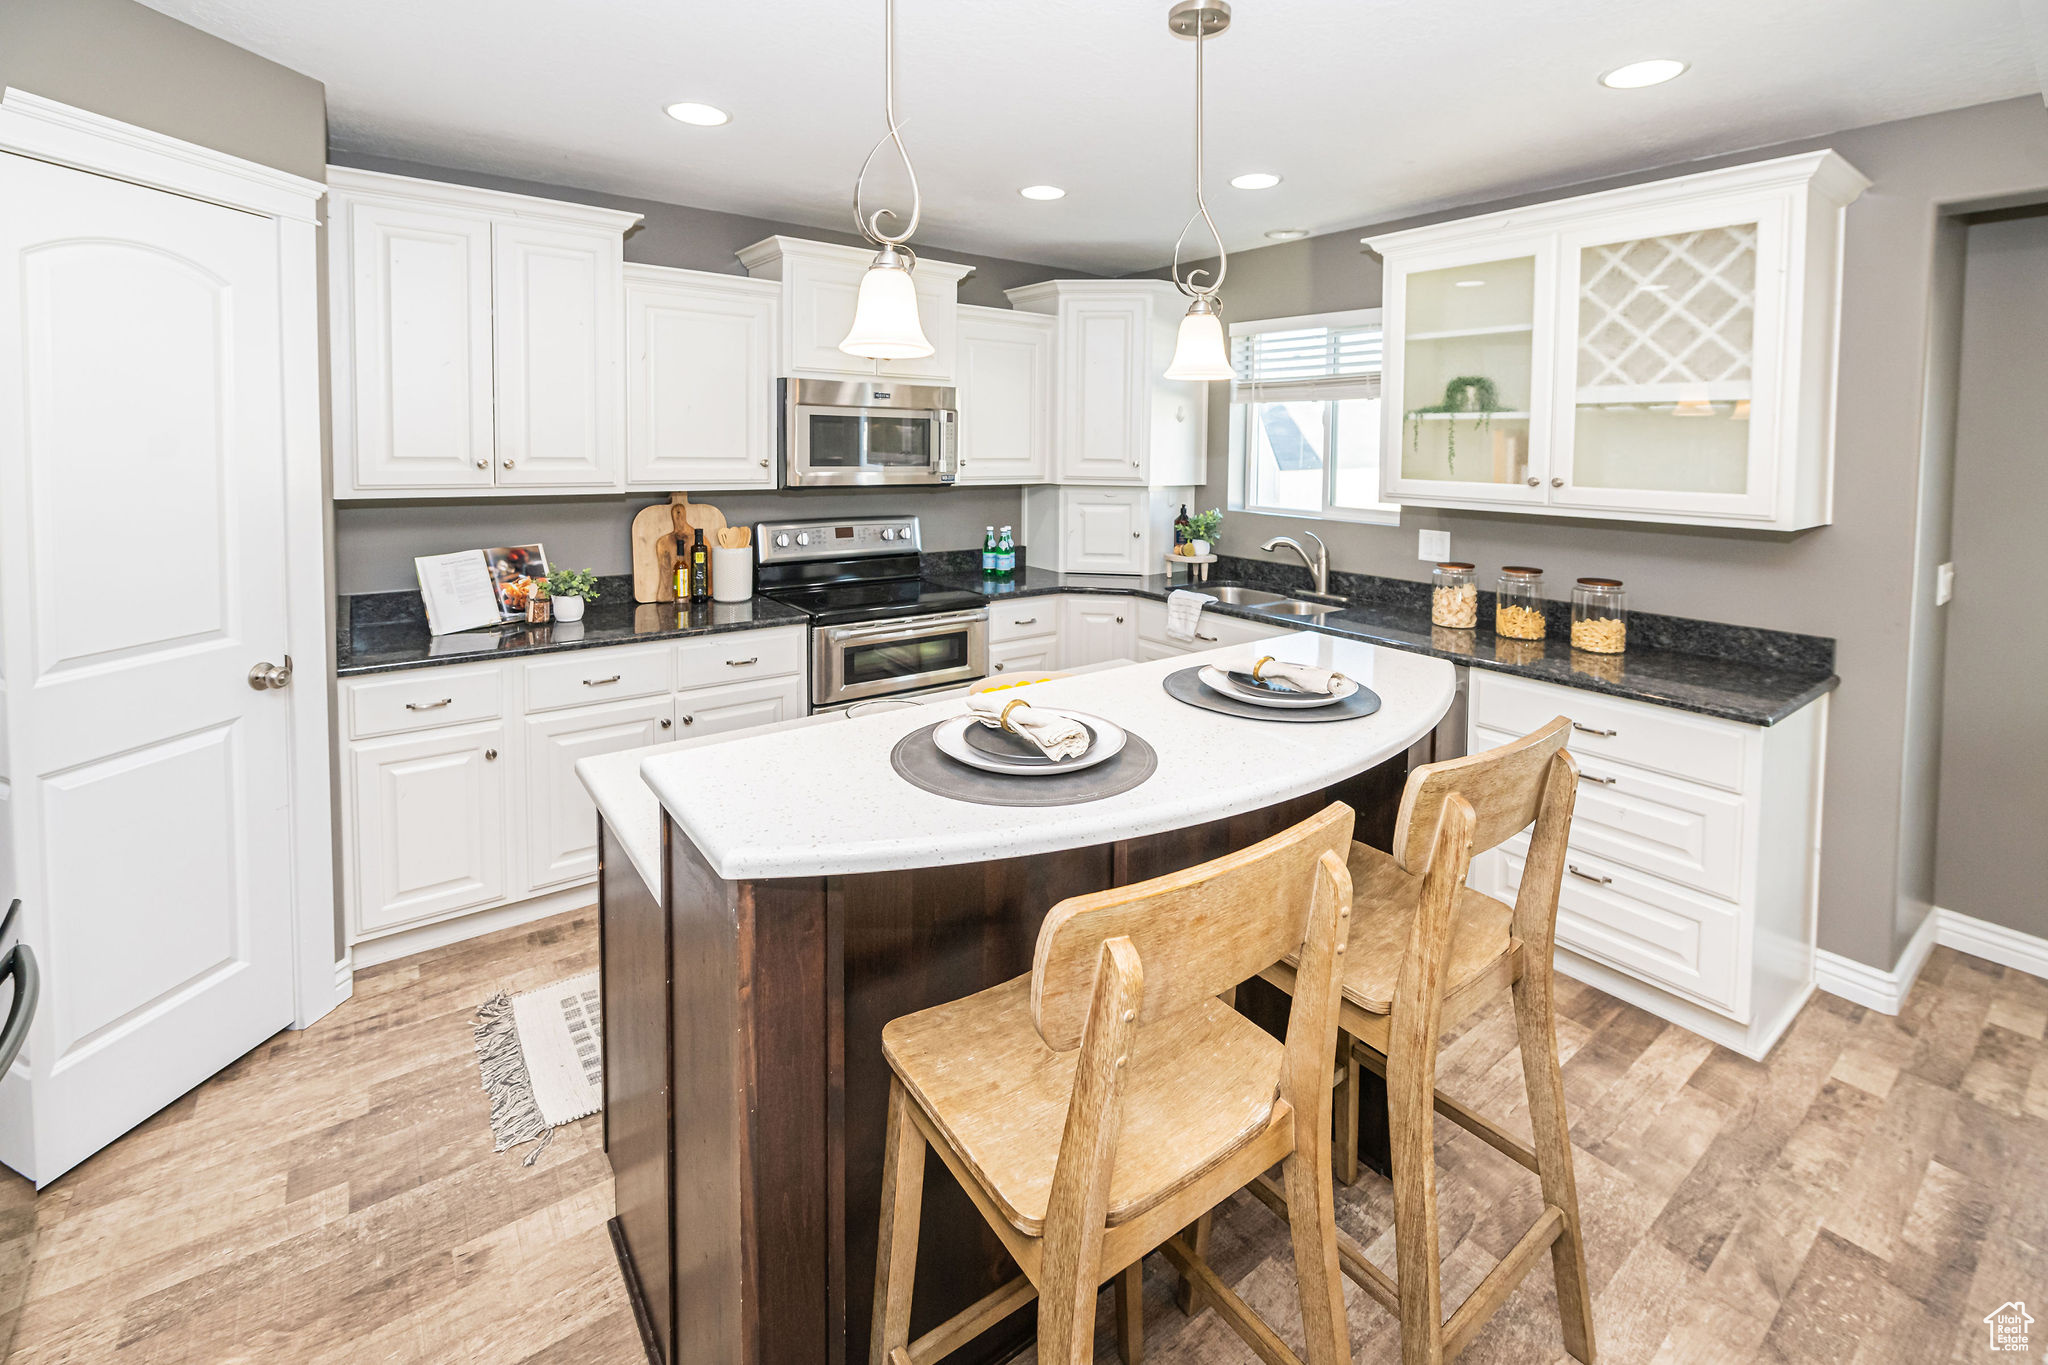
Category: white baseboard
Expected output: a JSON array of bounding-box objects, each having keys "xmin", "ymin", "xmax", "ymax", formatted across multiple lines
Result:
[
  {"xmin": 1815, "ymin": 905, "xmax": 2047, "ymax": 1015},
  {"xmin": 349, "ymin": 886, "xmax": 596, "ymax": 969}
]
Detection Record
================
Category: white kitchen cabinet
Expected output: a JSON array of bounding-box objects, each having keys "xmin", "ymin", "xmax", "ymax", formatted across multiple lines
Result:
[
  {"xmin": 522, "ymin": 695, "xmax": 675, "ymax": 895},
  {"xmin": 624, "ymin": 264, "xmax": 780, "ymax": 490},
  {"xmin": 954, "ymin": 304, "xmax": 1054, "ymax": 484},
  {"xmin": 1465, "ymin": 670, "xmax": 1827, "ymax": 1060},
  {"xmin": 491, "ymin": 220, "xmax": 625, "ymax": 487},
  {"xmin": 988, "ymin": 635, "xmax": 1061, "ymax": 676},
  {"xmin": 1059, "ymin": 596, "xmax": 1137, "ymax": 668},
  {"xmin": 1022, "ymin": 486, "xmax": 1194, "ymax": 576},
  {"xmin": 674, "ymin": 677, "xmax": 806, "ymax": 735},
  {"xmin": 348, "ymin": 720, "xmax": 509, "ymax": 936},
  {"xmin": 737, "ymin": 235, "xmax": 974, "ymax": 384},
  {"xmin": 1006, "ymin": 279, "xmax": 1205, "ymax": 486},
  {"xmin": 328, "ymin": 167, "xmax": 641, "ymax": 498},
  {"xmin": 1373, "ymin": 150, "xmax": 1868, "ymax": 530}
]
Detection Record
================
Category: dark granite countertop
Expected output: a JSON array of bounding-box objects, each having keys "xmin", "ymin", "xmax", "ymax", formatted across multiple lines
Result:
[
  {"xmin": 921, "ymin": 555, "xmax": 1837, "ymax": 727},
  {"xmin": 336, "ymin": 575, "xmax": 809, "ymax": 678}
]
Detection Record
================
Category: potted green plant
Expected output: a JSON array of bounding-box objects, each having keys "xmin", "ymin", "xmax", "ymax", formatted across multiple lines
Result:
[
  {"xmin": 1185, "ymin": 507, "xmax": 1223, "ymax": 556},
  {"xmin": 544, "ymin": 567, "xmax": 599, "ymax": 623},
  {"xmin": 1407, "ymin": 375, "xmax": 1501, "ymax": 475}
]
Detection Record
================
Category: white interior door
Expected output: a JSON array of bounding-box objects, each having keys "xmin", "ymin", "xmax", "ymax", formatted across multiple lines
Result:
[{"xmin": 0, "ymin": 152, "xmax": 298, "ymax": 1181}]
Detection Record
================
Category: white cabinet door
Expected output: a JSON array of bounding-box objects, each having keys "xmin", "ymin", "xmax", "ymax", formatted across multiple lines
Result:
[
  {"xmin": 674, "ymin": 677, "xmax": 807, "ymax": 736},
  {"xmin": 988, "ymin": 636, "xmax": 1060, "ymax": 676},
  {"xmin": 776, "ymin": 250, "xmax": 962, "ymax": 383},
  {"xmin": 625, "ymin": 267, "xmax": 778, "ymax": 489},
  {"xmin": 491, "ymin": 221, "xmax": 623, "ymax": 488},
  {"xmin": 955, "ymin": 307, "xmax": 1053, "ymax": 484},
  {"xmin": 1061, "ymin": 488, "xmax": 1146, "ymax": 573},
  {"xmin": 349, "ymin": 721, "xmax": 508, "ymax": 937},
  {"xmin": 522, "ymin": 696, "xmax": 673, "ymax": 894},
  {"xmin": 343, "ymin": 199, "xmax": 495, "ymax": 490},
  {"xmin": 1058, "ymin": 297, "xmax": 1145, "ymax": 482},
  {"xmin": 1059, "ymin": 596, "xmax": 1137, "ymax": 668}
]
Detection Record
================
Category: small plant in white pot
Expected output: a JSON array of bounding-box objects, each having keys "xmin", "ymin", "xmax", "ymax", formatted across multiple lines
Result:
[{"xmin": 544, "ymin": 567, "xmax": 599, "ymax": 623}]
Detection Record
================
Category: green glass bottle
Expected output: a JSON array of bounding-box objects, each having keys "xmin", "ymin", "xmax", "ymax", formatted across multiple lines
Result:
[
  {"xmin": 982, "ymin": 525, "xmax": 997, "ymax": 576},
  {"xmin": 995, "ymin": 525, "xmax": 1016, "ymax": 579}
]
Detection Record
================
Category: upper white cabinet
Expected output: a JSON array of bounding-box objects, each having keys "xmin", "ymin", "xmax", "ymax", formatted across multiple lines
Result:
[
  {"xmin": 954, "ymin": 304, "xmax": 1054, "ymax": 485},
  {"xmin": 1373, "ymin": 151, "xmax": 1868, "ymax": 530},
  {"xmin": 1006, "ymin": 279, "xmax": 1206, "ymax": 487},
  {"xmin": 624, "ymin": 264, "xmax": 780, "ymax": 490},
  {"xmin": 736, "ymin": 235, "xmax": 974, "ymax": 384},
  {"xmin": 328, "ymin": 167, "xmax": 640, "ymax": 498}
]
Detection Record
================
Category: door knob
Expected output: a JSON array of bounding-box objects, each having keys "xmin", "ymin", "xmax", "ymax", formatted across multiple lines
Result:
[{"xmin": 247, "ymin": 657, "xmax": 293, "ymax": 691}]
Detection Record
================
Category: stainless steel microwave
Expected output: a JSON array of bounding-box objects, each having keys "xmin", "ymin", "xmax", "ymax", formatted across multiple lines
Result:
[{"xmin": 781, "ymin": 378, "xmax": 957, "ymax": 487}]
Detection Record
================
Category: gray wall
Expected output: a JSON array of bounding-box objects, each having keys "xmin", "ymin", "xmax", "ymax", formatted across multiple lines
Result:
[
  {"xmin": 0, "ymin": 0, "xmax": 327, "ymax": 180},
  {"xmin": 326, "ymin": 155, "xmax": 1079, "ymax": 592},
  {"xmin": 336, "ymin": 487, "xmax": 1024, "ymax": 595},
  {"xmin": 1934, "ymin": 211, "xmax": 2048, "ymax": 940},
  {"xmin": 1159, "ymin": 97, "xmax": 2048, "ymax": 971}
]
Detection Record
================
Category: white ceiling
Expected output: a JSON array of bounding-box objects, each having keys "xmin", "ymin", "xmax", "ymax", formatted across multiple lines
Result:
[{"xmin": 146, "ymin": 0, "xmax": 2038, "ymax": 273}]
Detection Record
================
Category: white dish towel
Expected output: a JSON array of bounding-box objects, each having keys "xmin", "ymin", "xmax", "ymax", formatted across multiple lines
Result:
[
  {"xmin": 964, "ymin": 694, "xmax": 1092, "ymax": 761},
  {"xmin": 1166, "ymin": 588, "xmax": 1217, "ymax": 642}
]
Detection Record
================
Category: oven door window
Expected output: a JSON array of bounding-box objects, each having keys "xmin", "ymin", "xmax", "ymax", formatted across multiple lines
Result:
[
  {"xmin": 864, "ymin": 415, "xmax": 933, "ymax": 468},
  {"xmin": 805, "ymin": 413, "xmax": 865, "ymax": 467},
  {"xmin": 844, "ymin": 629, "xmax": 970, "ymax": 686}
]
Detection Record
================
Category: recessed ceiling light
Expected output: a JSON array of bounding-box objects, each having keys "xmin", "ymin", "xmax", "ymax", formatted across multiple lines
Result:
[
  {"xmin": 1599, "ymin": 59, "xmax": 1688, "ymax": 89},
  {"xmin": 665, "ymin": 101, "xmax": 731, "ymax": 126},
  {"xmin": 1230, "ymin": 172, "xmax": 1282, "ymax": 190},
  {"xmin": 1019, "ymin": 185, "xmax": 1066, "ymax": 201},
  {"xmin": 1265, "ymin": 228, "xmax": 1309, "ymax": 241},
  {"xmin": 1455, "ymin": 279, "xmax": 1487, "ymax": 288}
]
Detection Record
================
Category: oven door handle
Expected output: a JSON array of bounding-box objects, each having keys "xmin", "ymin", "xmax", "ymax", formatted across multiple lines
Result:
[{"xmin": 823, "ymin": 610, "xmax": 990, "ymax": 646}]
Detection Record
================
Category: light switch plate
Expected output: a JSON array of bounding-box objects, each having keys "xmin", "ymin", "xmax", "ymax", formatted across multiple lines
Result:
[
  {"xmin": 1936, "ymin": 562, "xmax": 1954, "ymax": 605},
  {"xmin": 1419, "ymin": 530, "xmax": 1451, "ymax": 561}
]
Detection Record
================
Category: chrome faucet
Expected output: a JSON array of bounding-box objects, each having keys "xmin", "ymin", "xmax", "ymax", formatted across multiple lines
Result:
[{"xmin": 1260, "ymin": 530, "xmax": 1332, "ymax": 598}]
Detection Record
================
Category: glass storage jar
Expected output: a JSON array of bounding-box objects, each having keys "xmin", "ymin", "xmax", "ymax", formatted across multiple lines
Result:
[
  {"xmin": 1431, "ymin": 562, "xmax": 1478, "ymax": 628},
  {"xmin": 1495, "ymin": 566, "xmax": 1547, "ymax": 639},
  {"xmin": 1570, "ymin": 578, "xmax": 1627, "ymax": 653}
]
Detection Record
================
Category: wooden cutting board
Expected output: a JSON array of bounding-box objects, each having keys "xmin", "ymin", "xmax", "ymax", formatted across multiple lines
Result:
[{"xmin": 632, "ymin": 493, "xmax": 731, "ymax": 603}]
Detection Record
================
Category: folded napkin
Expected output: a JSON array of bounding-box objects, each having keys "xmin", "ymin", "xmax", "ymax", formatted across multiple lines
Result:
[
  {"xmin": 1247, "ymin": 656, "xmax": 1348, "ymax": 696},
  {"xmin": 965, "ymin": 693, "xmax": 1092, "ymax": 761},
  {"xmin": 1166, "ymin": 588, "xmax": 1217, "ymax": 642}
]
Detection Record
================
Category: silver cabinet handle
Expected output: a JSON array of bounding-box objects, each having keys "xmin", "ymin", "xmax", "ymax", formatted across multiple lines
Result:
[
  {"xmin": 725, "ymin": 656, "xmax": 758, "ymax": 667},
  {"xmin": 759, "ymin": 458, "xmax": 770, "ymax": 467},
  {"xmin": 484, "ymin": 748, "xmax": 498, "ymax": 761},
  {"xmin": 1115, "ymin": 614, "xmax": 1125, "ymax": 623},
  {"xmin": 475, "ymin": 458, "xmax": 489, "ymax": 469},
  {"xmin": 1552, "ymin": 476, "xmax": 1564, "ymax": 488},
  {"xmin": 1526, "ymin": 476, "xmax": 1540, "ymax": 487},
  {"xmin": 1578, "ymin": 771, "xmax": 1616, "ymax": 785},
  {"xmin": 1571, "ymin": 722, "xmax": 1617, "ymax": 737},
  {"xmin": 405, "ymin": 697, "xmax": 454, "ymax": 711},
  {"xmin": 583, "ymin": 675, "xmax": 621, "ymax": 687},
  {"xmin": 660, "ymin": 718, "xmax": 673, "ymax": 729},
  {"xmin": 502, "ymin": 459, "xmax": 515, "ymax": 469},
  {"xmin": 1196, "ymin": 631, "xmax": 1218, "ymax": 642},
  {"xmin": 993, "ymin": 662, "xmax": 1006, "ymax": 671},
  {"xmin": 1567, "ymin": 864, "xmax": 1611, "ymax": 886},
  {"xmin": 1012, "ymin": 617, "xmax": 1037, "ymax": 626},
  {"xmin": 1131, "ymin": 530, "xmax": 1141, "ymax": 538},
  {"xmin": 681, "ymin": 714, "xmax": 695, "ymax": 725}
]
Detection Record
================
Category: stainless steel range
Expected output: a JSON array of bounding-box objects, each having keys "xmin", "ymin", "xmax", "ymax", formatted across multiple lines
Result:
[{"xmin": 755, "ymin": 517, "xmax": 988, "ymax": 710}]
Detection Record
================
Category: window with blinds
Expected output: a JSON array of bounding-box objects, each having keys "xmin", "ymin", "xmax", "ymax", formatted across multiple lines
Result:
[
  {"xmin": 1229, "ymin": 308, "xmax": 1396, "ymax": 521},
  {"xmin": 1231, "ymin": 319, "xmax": 1383, "ymax": 402}
]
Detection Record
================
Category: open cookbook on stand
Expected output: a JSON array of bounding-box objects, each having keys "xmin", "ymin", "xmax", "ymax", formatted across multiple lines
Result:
[{"xmin": 414, "ymin": 544, "xmax": 549, "ymax": 635}]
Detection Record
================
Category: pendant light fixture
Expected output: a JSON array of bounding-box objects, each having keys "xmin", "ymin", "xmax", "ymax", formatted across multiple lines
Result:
[
  {"xmin": 840, "ymin": 0, "xmax": 933, "ymax": 360},
  {"xmin": 1163, "ymin": 0, "xmax": 1235, "ymax": 382}
]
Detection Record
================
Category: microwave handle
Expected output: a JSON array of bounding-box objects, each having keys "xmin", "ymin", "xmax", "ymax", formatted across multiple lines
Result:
[{"xmin": 938, "ymin": 410, "xmax": 958, "ymax": 483}]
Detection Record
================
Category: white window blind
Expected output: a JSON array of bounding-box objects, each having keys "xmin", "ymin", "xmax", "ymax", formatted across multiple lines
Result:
[{"xmin": 1231, "ymin": 319, "xmax": 1382, "ymax": 402}]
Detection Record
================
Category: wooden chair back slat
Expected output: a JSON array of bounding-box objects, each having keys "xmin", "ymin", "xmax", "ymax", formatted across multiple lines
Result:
[
  {"xmin": 1389, "ymin": 716, "xmax": 1572, "ymax": 876},
  {"xmin": 1030, "ymin": 803, "xmax": 1356, "ymax": 1051}
]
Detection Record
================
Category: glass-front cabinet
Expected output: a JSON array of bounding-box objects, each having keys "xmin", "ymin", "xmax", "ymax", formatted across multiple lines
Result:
[{"xmin": 1373, "ymin": 151, "xmax": 1869, "ymax": 530}]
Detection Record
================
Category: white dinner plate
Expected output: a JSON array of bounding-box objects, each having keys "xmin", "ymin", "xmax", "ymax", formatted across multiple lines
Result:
[
  {"xmin": 933, "ymin": 711, "xmax": 1127, "ymax": 776},
  {"xmin": 1197, "ymin": 664, "xmax": 1358, "ymax": 709}
]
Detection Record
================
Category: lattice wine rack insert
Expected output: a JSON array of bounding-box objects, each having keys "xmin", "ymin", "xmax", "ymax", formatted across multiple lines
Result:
[{"xmin": 1577, "ymin": 225, "xmax": 1757, "ymax": 397}]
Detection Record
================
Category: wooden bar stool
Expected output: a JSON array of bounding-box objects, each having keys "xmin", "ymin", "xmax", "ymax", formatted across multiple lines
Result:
[
  {"xmin": 1234, "ymin": 717, "xmax": 1597, "ymax": 1365},
  {"xmin": 870, "ymin": 803, "xmax": 1360, "ymax": 1365}
]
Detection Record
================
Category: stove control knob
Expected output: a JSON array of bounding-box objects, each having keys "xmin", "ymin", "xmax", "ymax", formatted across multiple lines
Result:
[
  {"xmin": 774, "ymin": 533, "xmax": 791, "ymax": 548},
  {"xmin": 880, "ymin": 528, "xmax": 896, "ymax": 541},
  {"xmin": 796, "ymin": 532, "xmax": 811, "ymax": 546}
]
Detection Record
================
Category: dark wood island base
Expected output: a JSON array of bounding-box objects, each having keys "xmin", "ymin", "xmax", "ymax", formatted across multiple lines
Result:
[{"xmin": 599, "ymin": 758, "xmax": 1407, "ymax": 1365}]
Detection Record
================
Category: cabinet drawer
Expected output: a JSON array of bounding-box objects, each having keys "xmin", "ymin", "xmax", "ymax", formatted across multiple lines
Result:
[
  {"xmin": 1476, "ymin": 721, "xmax": 1746, "ymax": 900},
  {"xmin": 347, "ymin": 665, "xmax": 503, "ymax": 739},
  {"xmin": 989, "ymin": 598, "xmax": 1059, "ymax": 642},
  {"xmin": 524, "ymin": 644, "xmax": 672, "ymax": 712},
  {"xmin": 672, "ymin": 677, "xmax": 806, "ymax": 737},
  {"xmin": 1486, "ymin": 843, "xmax": 1742, "ymax": 1017},
  {"xmin": 989, "ymin": 634, "xmax": 1059, "ymax": 675},
  {"xmin": 1471, "ymin": 671, "xmax": 1750, "ymax": 793},
  {"xmin": 676, "ymin": 626, "xmax": 806, "ymax": 690}
]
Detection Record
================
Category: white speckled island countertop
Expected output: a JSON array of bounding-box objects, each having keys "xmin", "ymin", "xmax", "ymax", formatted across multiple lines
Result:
[{"xmin": 623, "ymin": 636, "xmax": 1454, "ymax": 884}]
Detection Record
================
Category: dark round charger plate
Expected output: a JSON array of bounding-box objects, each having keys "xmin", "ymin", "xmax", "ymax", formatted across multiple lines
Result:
[
  {"xmin": 891, "ymin": 722, "xmax": 1157, "ymax": 807},
  {"xmin": 1162, "ymin": 666, "xmax": 1383, "ymax": 722}
]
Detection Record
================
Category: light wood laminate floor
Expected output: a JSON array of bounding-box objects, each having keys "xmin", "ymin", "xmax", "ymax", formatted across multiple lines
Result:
[{"xmin": 8, "ymin": 913, "xmax": 2044, "ymax": 1364}]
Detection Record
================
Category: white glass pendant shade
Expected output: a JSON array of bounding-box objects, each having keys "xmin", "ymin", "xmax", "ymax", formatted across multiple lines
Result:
[
  {"xmin": 840, "ymin": 246, "xmax": 933, "ymax": 360},
  {"xmin": 1164, "ymin": 300, "xmax": 1231, "ymax": 381}
]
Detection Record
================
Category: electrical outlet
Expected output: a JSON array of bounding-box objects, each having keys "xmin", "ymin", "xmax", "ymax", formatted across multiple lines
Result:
[
  {"xmin": 1936, "ymin": 561, "xmax": 1954, "ymax": 606},
  {"xmin": 1418, "ymin": 529, "xmax": 1450, "ymax": 562}
]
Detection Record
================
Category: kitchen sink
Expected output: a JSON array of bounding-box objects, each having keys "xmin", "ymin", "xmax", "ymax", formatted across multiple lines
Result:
[
  {"xmin": 1253, "ymin": 600, "xmax": 1344, "ymax": 618},
  {"xmin": 1206, "ymin": 585, "xmax": 1288, "ymax": 606}
]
